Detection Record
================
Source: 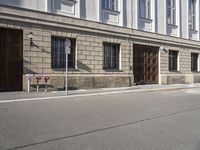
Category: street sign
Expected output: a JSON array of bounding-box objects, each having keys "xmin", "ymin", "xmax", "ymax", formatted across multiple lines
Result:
[
  {"xmin": 65, "ymin": 39, "xmax": 71, "ymax": 48},
  {"xmin": 64, "ymin": 39, "xmax": 71, "ymax": 96},
  {"xmin": 65, "ymin": 47, "xmax": 71, "ymax": 54}
]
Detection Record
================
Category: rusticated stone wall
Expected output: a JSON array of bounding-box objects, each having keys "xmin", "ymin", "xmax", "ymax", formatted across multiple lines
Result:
[{"xmin": 0, "ymin": 5, "xmax": 200, "ymax": 91}]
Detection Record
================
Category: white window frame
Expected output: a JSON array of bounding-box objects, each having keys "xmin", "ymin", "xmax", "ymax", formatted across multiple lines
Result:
[
  {"xmin": 119, "ymin": 45, "xmax": 122, "ymax": 70},
  {"xmin": 177, "ymin": 51, "xmax": 180, "ymax": 71},
  {"xmin": 139, "ymin": 0, "xmax": 151, "ymax": 19},
  {"xmin": 102, "ymin": 0, "xmax": 118, "ymax": 11},
  {"xmin": 167, "ymin": 0, "xmax": 176, "ymax": 25},
  {"xmin": 198, "ymin": 54, "xmax": 200, "ymax": 72},
  {"xmin": 189, "ymin": 0, "xmax": 196, "ymax": 30}
]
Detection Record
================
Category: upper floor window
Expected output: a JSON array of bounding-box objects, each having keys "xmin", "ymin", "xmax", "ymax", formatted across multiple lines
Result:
[
  {"xmin": 189, "ymin": 0, "xmax": 196, "ymax": 30},
  {"xmin": 102, "ymin": 0, "xmax": 118, "ymax": 11},
  {"xmin": 139, "ymin": 0, "xmax": 151, "ymax": 19},
  {"xmin": 167, "ymin": 0, "xmax": 176, "ymax": 25}
]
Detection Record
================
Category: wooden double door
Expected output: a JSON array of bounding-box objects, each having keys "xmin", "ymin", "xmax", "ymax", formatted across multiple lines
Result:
[
  {"xmin": 133, "ymin": 45, "xmax": 159, "ymax": 85},
  {"xmin": 0, "ymin": 28, "xmax": 23, "ymax": 92}
]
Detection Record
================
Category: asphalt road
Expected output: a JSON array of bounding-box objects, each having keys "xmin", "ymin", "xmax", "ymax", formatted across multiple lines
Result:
[{"xmin": 0, "ymin": 88, "xmax": 200, "ymax": 150}]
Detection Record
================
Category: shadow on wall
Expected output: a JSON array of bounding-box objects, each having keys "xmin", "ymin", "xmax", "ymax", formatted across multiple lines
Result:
[
  {"xmin": 31, "ymin": 42, "xmax": 51, "ymax": 54},
  {"xmin": 23, "ymin": 67, "xmax": 56, "ymax": 91},
  {"xmin": 24, "ymin": 41, "xmax": 50, "ymax": 75},
  {"xmin": 77, "ymin": 61, "xmax": 92, "ymax": 72},
  {"xmin": 23, "ymin": 67, "xmax": 38, "ymax": 74}
]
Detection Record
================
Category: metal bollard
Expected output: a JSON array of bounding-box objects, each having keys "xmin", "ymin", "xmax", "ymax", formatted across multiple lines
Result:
[
  {"xmin": 27, "ymin": 77, "xmax": 31, "ymax": 93},
  {"xmin": 36, "ymin": 77, "xmax": 41, "ymax": 92},
  {"xmin": 44, "ymin": 76, "xmax": 49, "ymax": 92}
]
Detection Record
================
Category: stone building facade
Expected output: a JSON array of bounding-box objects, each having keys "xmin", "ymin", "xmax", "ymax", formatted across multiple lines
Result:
[{"xmin": 0, "ymin": 1, "xmax": 200, "ymax": 92}]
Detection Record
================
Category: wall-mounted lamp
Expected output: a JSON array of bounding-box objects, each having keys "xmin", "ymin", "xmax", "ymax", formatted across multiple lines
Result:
[
  {"xmin": 160, "ymin": 46, "xmax": 168, "ymax": 53},
  {"xmin": 160, "ymin": 46, "xmax": 164, "ymax": 50},
  {"xmin": 28, "ymin": 32, "xmax": 34, "ymax": 46}
]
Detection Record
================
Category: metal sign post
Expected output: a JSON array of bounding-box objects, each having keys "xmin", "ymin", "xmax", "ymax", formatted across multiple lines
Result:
[{"xmin": 65, "ymin": 39, "xmax": 71, "ymax": 96}]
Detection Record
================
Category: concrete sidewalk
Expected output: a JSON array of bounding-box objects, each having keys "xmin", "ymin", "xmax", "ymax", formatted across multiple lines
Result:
[{"xmin": 0, "ymin": 83, "xmax": 200, "ymax": 101}]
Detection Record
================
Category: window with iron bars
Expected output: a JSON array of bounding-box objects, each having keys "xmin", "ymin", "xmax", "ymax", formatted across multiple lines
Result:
[
  {"xmin": 169, "ymin": 50, "xmax": 178, "ymax": 71},
  {"xmin": 103, "ymin": 43, "xmax": 120, "ymax": 70},
  {"xmin": 102, "ymin": 0, "xmax": 118, "ymax": 11},
  {"xmin": 191, "ymin": 53, "xmax": 198, "ymax": 72},
  {"xmin": 51, "ymin": 36, "xmax": 76, "ymax": 69}
]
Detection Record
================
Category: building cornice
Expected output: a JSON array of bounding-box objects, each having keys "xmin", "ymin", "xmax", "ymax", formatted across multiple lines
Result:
[{"xmin": 0, "ymin": 4, "xmax": 200, "ymax": 49}]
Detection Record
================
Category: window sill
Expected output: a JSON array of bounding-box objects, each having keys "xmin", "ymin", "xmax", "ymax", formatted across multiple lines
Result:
[
  {"xmin": 55, "ymin": 10, "xmax": 75, "ymax": 15},
  {"xmin": 103, "ymin": 69, "xmax": 123, "ymax": 72},
  {"xmin": 52, "ymin": 68, "xmax": 78, "ymax": 71},
  {"xmin": 191, "ymin": 71, "xmax": 200, "ymax": 73},
  {"xmin": 64, "ymin": 0, "xmax": 78, "ymax": 3},
  {"xmin": 189, "ymin": 29, "xmax": 198, "ymax": 33},
  {"xmin": 169, "ymin": 70, "xmax": 180, "ymax": 73},
  {"xmin": 167, "ymin": 24, "xmax": 178, "ymax": 28},
  {"xmin": 139, "ymin": 17, "xmax": 153, "ymax": 22},
  {"xmin": 102, "ymin": 8, "xmax": 120, "ymax": 14},
  {"xmin": 68, "ymin": 68, "xmax": 79, "ymax": 71}
]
